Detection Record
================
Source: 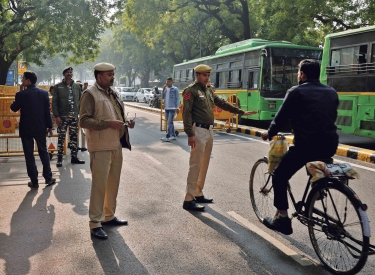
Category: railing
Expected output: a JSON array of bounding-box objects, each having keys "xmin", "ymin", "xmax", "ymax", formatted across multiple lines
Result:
[
  {"xmin": 326, "ymin": 63, "xmax": 375, "ymax": 75},
  {"xmin": 226, "ymin": 82, "xmax": 242, "ymax": 88}
]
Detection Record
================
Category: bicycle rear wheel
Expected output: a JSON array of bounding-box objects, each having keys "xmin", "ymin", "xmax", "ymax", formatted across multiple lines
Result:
[
  {"xmin": 249, "ymin": 158, "xmax": 275, "ymax": 222},
  {"xmin": 307, "ymin": 182, "xmax": 369, "ymax": 274}
]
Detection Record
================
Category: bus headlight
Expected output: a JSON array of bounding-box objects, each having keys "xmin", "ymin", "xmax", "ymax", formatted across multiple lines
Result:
[{"xmin": 268, "ymin": 101, "xmax": 276, "ymax": 109}]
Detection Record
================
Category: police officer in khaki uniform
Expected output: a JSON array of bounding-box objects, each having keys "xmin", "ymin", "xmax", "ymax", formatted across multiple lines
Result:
[{"xmin": 182, "ymin": 64, "xmax": 256, "ymax": 211}]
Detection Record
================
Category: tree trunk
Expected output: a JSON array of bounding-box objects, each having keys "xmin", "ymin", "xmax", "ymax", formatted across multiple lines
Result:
[
  {"xmin": 240, "ymin": 0, "xmax": 251, "ymax": 39},
  {"xmin": 0, "ymin": 58, "xmax": 13, "ymax": 85}
]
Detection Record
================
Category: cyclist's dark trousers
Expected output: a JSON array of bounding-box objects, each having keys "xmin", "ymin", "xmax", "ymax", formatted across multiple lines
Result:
[{"xmin": 272, "ymin": 145, "xmax": 336, "ymax": 210}]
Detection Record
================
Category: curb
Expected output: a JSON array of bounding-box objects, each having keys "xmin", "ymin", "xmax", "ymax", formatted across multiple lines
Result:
[{"xmin": 125, "ymin": 103, "xmax": 375, "ymax": 164}]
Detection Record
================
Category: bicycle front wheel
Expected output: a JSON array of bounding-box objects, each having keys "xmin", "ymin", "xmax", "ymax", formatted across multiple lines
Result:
[
  {"xmin": 249, "ymin": 158, "xmax": 275, "ymax": 222},
  {"xmin": 307, "ymin": 182, "xmax": 369, "ymax": 274}
]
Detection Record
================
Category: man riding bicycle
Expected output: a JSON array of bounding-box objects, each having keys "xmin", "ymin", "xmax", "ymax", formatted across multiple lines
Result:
[{"xmin": 261, "ymin": 59, "xmax": 339, "ymax": 235}]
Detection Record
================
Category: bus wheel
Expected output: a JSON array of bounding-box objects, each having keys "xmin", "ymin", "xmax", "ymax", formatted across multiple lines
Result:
[
  {"xmin": 226, "ymin": 128, "xmax": 231, "ymax": 133},
  {"xmin": 175, "ymin": 131, "xmax": 179, "ymax": 136}
]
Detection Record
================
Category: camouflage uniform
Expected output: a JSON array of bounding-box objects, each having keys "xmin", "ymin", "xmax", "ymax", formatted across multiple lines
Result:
[
  {"xmin": 182, "ymin": 81, "xmax": 245, "ymax": 201},
  {"xmin": 52, "ymin": 80, "xmax": 81, "ymax": 159}
]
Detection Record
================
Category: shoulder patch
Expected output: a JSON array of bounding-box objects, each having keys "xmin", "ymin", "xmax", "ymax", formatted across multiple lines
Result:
[{"xmin": 183, "ymin": 93, "xmax": 191, "ymax": 100}]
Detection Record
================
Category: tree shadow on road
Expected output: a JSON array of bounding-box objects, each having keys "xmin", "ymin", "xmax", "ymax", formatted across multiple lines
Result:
[
  {"xmin": 92, "ymin": 227, "xmax": 149, "ymax": 275},
  {"xmin": 0, "ymin": 187, "xmax": 54, "ymax": 275}
]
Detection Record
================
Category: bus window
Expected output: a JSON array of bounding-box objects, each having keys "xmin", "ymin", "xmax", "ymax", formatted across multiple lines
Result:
[
  {"xmin": 372, "ymin": 44, "xmax": 375, "ymax": 63},
  {"xmin": 174, "ymin": 71, "xmax": 179, "ymax": 81},
  {"xmin": 215, "ymin": 72, "xmax": 220, "ymax": 88},
  {"xmin": 248, "ymin": 70, "xmax": 259, "ymax": 89},
  {"xmin": 228, "ymin": 70, "xmax": 242, "ymax": 88},
  {"xmin": 187, "ymin": 69, "xmax": 193, "ymax": 80},
  {"xmin": 218, "ymin": 71, "xmax": 229, "ymax": 88}
]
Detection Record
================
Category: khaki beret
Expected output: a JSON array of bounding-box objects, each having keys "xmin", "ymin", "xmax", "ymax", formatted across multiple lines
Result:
[
  {"xmin": 194, "ymin": 64, "xmax": 212, "ymax": 73},
  {"xmin": 94, "ymin": 62, "xmax": 116, "ymax": 72}
]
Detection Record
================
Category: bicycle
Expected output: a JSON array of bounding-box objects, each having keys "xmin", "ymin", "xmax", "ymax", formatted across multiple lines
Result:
[{"xmin": 249, "ymin": 134, "xmax": 375, "ymax": 274}]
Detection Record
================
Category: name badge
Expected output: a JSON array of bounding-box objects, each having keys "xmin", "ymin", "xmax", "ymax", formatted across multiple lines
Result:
[{"xmin": 199, "ymin": 95, "xmax": 205, "ymax": 98}]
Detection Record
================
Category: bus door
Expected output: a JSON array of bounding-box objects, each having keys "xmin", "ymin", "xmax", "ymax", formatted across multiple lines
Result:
[
  {"xmin": 247, "ymin": 68, "xmax": 260, "ymax": 118},
  {"xmin": 336, "ymin": 95, "xmax": 358, "ymax": 135}
]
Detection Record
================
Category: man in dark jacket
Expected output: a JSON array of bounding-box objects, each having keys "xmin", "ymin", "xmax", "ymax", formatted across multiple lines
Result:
[
  {"xmin": 261, "ymin": 59, "xmax": 339, "ymax": 235},
  {"xmin": 52, "ymin": 67, "xmax": 85, "ymax": 167},
  {"xmin": 10, "ymin": 71, "xmax": 56, "ymax": 188}
]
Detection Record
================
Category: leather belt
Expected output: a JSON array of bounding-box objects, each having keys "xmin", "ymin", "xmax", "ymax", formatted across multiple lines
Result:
[{"xmin": 195, "ymin": 123, "xmax": 213, "ymax": 130}]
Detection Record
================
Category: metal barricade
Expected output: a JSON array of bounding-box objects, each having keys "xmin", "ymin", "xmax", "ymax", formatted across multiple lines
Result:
[
  {"xmin": 0, "ymin": 95, "xmax": 67, "ymax": 157},
  {"xmin": 160, "ymin": 91, "xmax": 239, "ymax": 135}
]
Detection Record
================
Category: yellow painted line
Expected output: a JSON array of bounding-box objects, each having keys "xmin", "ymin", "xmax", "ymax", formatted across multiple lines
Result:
[
  {"xmin": 336, "ymin": 144, "xmax": 352, "ymax": 156},
  {"xmin": 337, "ymin": 92, "xmax": 375, "ymax": 96},
  {"xmin": 227, "ymin": 211, "xmax": 315, "ymax": 266},
  {"xmin": 357, "ymin": 149, "xmax": 375, "ymax": 162}
]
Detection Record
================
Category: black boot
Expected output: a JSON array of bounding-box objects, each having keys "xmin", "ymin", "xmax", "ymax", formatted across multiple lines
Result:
[
  {"xmin": 56, "ymin": 157, "xmax": 62, "ymax": 167},
  {"xmin": 71, "ymin": 156, "xmax": 85, "ymax": 164}
]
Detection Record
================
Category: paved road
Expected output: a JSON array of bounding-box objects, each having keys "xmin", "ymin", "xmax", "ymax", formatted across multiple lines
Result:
[{"xmin": 0, "ymin": 105, "xmax": 374, "ymax": 275}]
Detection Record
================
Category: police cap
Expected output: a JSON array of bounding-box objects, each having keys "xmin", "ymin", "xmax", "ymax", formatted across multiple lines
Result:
[
  {"xmin": 62, "ymin": 67, "xmax": 73, "ymax": 74},
  {"xmin": 194, "ymin": 64, "xmax": 212, "ymax": 73},
  {"xmin": 94, "ymin": 62, "xmax": 116, "ymax": 72}
]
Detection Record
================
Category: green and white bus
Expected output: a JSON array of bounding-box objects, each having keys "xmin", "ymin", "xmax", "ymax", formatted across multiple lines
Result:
[
  {"xmin": 320, "ymin": 25, "xmax": 375, "ymax": 139},
  {"xmin": 173, "ymin": 39, "xmax": 322, "ymax": 122}
]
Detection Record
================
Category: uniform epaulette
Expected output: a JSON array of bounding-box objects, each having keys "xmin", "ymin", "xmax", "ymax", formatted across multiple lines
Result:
[{"xmin": 182, "ymin": 82, "xmax": 196, "ymax": 94}]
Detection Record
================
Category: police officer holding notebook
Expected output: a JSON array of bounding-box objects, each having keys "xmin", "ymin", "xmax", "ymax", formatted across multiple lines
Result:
[{"xmin": 181, "ymin": 64, "xmax": 256, "ymax": 211}]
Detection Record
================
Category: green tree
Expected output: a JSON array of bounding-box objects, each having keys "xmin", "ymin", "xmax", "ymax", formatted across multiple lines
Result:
[
  {"xmin": 123, "ymin": 0, "xmax": 262, "ymax": 63},
  {"xmin": 259, "ymin": 0, "xmax": 375, "ymax": 46},
  {"xmin": 0, "ymin": 0, "xmax": 124, "ymax": 85}
]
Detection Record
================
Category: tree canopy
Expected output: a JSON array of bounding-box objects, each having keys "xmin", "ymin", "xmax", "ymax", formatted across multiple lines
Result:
[{"xmin": 0, "ymin": 0, "xmax": 124, "ymax": 84}]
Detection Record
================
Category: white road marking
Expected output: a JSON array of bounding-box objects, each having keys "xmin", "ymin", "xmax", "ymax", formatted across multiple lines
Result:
[
  {"xmin": 226, "ymin": 132, "xmax": 375, "ymax": 172},
  {"xmin": 227, "ymin": 211, "xmax": 315, "ymax": 267},
  {"xmin": 142, "ymin": 152, "xmax": 162, "ymax": 165}
]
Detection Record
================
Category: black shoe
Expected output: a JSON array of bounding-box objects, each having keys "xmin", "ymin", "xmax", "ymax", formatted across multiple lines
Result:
[
  {"xmin": 71, "ymin": 156, "xmax": 85, "ymax": 164},
  {"xmin": 195, "ymin": 196, "xmax": 213, "ymax": 203},
  {"xmin": 102, "ymin": 217, "xmax": 128, "ymax": 226},
  {"xmin": 91, "ymin": 227, "xmax": 108, "ymax": 239},
  {"xmin": 183, "ymin": 200, "xmax": 205, "ymax": 211},
  {"xmin": 56, "ymin": 158, "xmax": 62, "ymax": 167},
  {"xmin": 45, "ymin": 178, "xmax": 56, "ymax": 186},
  {"xmin": 79, "ymin": 147, "xmax": 88, "ymax": 152},
  {"xmin": 263, "ymin": 215, "xmax": 293, "ymax": 235},
  {"xmin": 28, "ymin": 181, "xmax": 39, "ymax": 188}
]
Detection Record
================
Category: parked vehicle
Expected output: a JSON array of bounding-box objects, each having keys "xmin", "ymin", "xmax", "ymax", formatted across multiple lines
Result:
[
  {"xmin": 119, "ymin": 87, "xmax": 136, "ymax": 101},
  {"xmin": 149, "ymin": 87, "xmax": 163, "ymax": 107},
  {"xmin": 135, "ymin": 88, "xmax": 152, "ymax": 103}
]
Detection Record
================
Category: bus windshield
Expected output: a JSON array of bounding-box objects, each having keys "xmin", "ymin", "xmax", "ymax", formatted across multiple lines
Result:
[{"xmin": 261, "ymin": 48, "xmax": 322, "ymax": 97}]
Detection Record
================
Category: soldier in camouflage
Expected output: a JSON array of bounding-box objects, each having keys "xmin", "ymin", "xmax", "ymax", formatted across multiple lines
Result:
[
  {"xmin": 52, "ymin": 67, "xmax": 85, "ymax": 167},
  {"xmin": 181, "ymin": 64, "xmax": 256, "ymax": 211}
]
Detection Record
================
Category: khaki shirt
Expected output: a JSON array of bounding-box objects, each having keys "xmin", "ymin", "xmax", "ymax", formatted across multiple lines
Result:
[
  {"xmin": 182, "ymin": 82, "xmax": 245, "ymax": 137},
  {"xmin": 79, "ymin": 84, "xmax": 125, "ymax": 139}
]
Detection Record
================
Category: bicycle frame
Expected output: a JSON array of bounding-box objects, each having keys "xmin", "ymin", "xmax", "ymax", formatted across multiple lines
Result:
[{"xmin": 260, "ymin": 171, "xmax": 375, "ymax": 256}]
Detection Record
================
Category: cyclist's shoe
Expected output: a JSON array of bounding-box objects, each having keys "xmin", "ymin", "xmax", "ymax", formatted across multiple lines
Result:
[{"xmin": 263, "ymin": 215, "xmax": 293, "ymax": 235}]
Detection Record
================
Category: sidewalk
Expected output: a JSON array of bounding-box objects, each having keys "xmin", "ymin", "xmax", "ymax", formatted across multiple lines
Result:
[{"xmin": 125, "ymin": 102, "xmax": 375, "ymax": 164}]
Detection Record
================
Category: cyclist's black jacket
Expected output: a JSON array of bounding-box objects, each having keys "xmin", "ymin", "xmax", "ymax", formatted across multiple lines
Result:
[{"xmin": 268, "ymin": 79, "xmax": 339, "ymax": 151}]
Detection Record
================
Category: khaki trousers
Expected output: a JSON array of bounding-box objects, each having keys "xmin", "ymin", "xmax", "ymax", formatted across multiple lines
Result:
[
  {"xmin": 89, "ymin": 145, "xmax": 123, "ymax": 229},
  {"xmin": 185, "ymin": 126, "xmax": 213, "ymax": 201}
]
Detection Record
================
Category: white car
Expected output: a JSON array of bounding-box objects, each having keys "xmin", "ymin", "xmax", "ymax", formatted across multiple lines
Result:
[
  {"xmin": 119, "ymin": 87, "xmax": 136, "ymax": 101},
  {"xmin": 113, "ymin": 87, "xmax": 137, "ymax": 101},
  {"xmin": 135, "ymin": 88, "xmax": 152, "ymax": 103}
]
